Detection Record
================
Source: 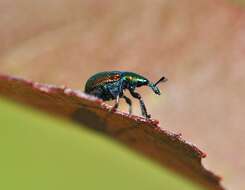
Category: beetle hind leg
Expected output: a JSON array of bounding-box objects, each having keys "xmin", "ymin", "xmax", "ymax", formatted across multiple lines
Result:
[{"xmin": 123, "ymin": 95, "xmax": 132, "ymax": 115}]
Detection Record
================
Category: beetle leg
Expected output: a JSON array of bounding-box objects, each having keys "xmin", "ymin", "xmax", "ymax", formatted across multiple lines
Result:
[
  {"xmin": 123, "ymin": 95, "xmax": 132, "ymax": 115},
  {"xmin": 129, "ymin": 90, "xmax": 151, "ymax": 118},
  {"xmin": 108, "ymin": 80, "xmax": 124, "ymax": 113},
  {"xmin": 111, "ymin": 95, "xmax": 119, "ymax": 112}
]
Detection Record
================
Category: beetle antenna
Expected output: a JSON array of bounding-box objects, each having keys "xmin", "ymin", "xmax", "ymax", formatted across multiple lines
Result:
[{"xmin": 154, "ymin": 76, "xmax": 167, "ymax": 86}]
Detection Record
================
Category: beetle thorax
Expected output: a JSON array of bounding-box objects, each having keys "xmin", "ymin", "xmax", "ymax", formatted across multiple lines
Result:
[{"xmin": 122, "ymin": 74, "xmax": 148, "ymax": 90}]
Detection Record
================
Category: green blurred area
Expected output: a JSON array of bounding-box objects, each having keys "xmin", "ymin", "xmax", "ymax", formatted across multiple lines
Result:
[{"xmin": 0, "ymin": 97, "xmax": 203, "ymax": 190}]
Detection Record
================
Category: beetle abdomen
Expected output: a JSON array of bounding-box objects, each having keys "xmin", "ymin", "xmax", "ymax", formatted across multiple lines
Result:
[
  {"xmin": 85, "ymin": 71, "xmax": 122, "ymax": 93},
  {"xmin": 88, "ymin": 86, "xmax": 112, "ymax": 100}
]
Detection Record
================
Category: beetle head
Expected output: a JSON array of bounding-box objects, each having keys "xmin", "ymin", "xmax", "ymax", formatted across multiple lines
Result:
[{"xmin": 148, "ymin": 76, "xmax": 168, "ymax": 95}]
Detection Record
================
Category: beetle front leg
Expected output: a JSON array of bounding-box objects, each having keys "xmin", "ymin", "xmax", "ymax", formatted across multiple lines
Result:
[
  {"xmin": 123, "ymin": 95, "xmax": 132, "ymax": 115},
  {"xmin": 129, "ymin": 90, "xmax": 151, "ymax": 119}
]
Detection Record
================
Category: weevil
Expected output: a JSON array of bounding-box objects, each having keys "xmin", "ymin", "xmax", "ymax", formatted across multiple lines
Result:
[{"xmin": 85, "ymin": 71, "xmax": 167, "ymax": 118}]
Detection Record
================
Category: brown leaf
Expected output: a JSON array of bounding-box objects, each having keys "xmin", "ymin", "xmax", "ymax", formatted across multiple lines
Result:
[{"xmin": 0, "ymin": 74, "xmax": 224, "ymax": 190}]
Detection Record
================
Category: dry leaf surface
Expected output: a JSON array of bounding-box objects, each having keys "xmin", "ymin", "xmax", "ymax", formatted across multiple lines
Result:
[{"xmin": 0, "ymin": 74, "xmax": 224, "ymax": 190}]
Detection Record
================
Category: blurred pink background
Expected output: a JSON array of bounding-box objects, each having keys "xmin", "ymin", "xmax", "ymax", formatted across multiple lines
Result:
[{"xmin": 0, "ymin": 0, "xmax": 245, "ymax": 189}]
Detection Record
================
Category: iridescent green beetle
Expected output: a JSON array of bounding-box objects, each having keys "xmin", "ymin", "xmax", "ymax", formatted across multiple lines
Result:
[{"xmin": 85, "ymin": 71, "xmax": 167, "ymax": 118}]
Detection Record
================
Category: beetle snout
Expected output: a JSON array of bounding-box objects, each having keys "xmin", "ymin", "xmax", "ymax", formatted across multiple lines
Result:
[
  {"xmin": 153, "ymin": 86, "xmax": 161, "ymax": 95},
  {"xmin": 149, "ymin": 83, "xmax": 161, "ymax": 95}
]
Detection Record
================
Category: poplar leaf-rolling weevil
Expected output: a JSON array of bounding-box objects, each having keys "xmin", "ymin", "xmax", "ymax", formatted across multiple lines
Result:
[{"xmin": 85, "ymin": 71, "xmax": 167, "ymax": 118}]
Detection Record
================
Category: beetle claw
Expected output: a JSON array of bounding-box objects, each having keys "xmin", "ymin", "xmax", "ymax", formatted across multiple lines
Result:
[
  {"xmin": 110, "ymin": 104, "xmax": 118, "ymax": 112},
  {"xmin": 128, "ymin": 109, "xmax": 132, "ymax": 115}
]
